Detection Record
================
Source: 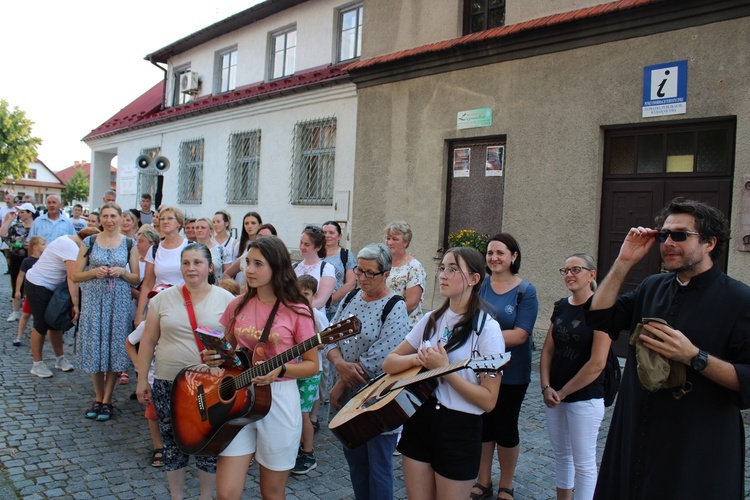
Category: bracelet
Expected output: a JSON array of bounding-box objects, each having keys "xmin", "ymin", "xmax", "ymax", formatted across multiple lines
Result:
[
  {"xmin": 541, "ymin": 385, "xmax": 550, "ymax": 394},
  {"xmin": 278, "ymin": 364, "xmax": 287, "ymax": 378}
]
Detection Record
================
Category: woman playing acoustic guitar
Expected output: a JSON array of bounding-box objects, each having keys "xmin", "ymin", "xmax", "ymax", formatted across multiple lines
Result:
[
  {"xmin": 216, "ymin": 235, "xmax": 318, "ymax": 500},
  {"xmin": 382, "ymin": 247, "xmax": 506, "ymax": 500}
]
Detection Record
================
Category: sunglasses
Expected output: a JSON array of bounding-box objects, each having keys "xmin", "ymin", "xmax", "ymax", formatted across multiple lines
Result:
[
  {"xmin": 304, "ymin": 225, "xmax": 322, "ymax": 233},
  {"xmin": 655, "ymin": 230, "xmax": 701, "ymax": 243}
]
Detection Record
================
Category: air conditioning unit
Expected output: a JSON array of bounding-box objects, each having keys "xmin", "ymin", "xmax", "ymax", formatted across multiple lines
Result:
[{"xmin": 179, "ymin": 71, "xmax": 199, "ymax": 95}]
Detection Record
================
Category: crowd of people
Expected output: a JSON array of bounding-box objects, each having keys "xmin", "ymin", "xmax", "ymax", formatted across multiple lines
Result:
[{"xmin": 3, "ymin": 189, "xmax": 749, "ymax": 500}]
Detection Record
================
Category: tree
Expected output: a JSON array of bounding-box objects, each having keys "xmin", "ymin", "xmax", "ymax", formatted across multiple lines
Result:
[
  {"xmin": 62, "ymin": 167, "xmax": 89, "ymax": 205},
  {"xmin": 0, "ymin": 100, "xmax": 42, "ymax": 180}
]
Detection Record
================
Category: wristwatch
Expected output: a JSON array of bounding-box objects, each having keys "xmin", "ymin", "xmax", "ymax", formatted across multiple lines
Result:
[{"xmin": 691, "ymin": 350, "xmax": 709, "ymax": 372}]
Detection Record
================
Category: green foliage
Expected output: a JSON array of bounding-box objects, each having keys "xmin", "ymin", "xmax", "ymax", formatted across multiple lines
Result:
[
  {"xmin": 0, "ymin": 100, "xmax": 42, "ymax": 179},
  {"xmin": 62, "ymin": 167, "xmax": 89, "ymax": 205},
  {"xmin": 448, "ymin": 229, "xmax": 489, "ymax": 254}
]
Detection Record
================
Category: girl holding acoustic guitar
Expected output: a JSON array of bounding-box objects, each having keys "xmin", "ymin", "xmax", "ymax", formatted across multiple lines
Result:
[
  {"xmin": 215, "ymin": 235, "xmax": 318, "ymax": 500},
  {"xmin": 382, "ymin": 247, "xmax": 506, "ymax": 500},
  {"xmin": 136, "ymin": 243, "xmax": 235, "ymax": 500}
]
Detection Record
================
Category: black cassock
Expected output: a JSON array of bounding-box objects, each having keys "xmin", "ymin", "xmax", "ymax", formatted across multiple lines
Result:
[{"xmin": 585, "ymin": 265, "xmax": 750, "ymax": 500}]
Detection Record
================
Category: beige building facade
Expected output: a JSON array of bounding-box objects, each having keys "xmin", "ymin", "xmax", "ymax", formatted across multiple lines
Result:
[{"xmin": 348, "ymin": 0, "xmax": 750, "ymax": 338}]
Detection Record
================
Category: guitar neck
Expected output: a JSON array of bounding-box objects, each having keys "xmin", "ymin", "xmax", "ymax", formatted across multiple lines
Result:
[
  {"xmin": 234, "ymin": 334, "xmax": 322, "ymax": 390},
  {"xmin": 391, "ymin": 359, "xmax": 469, "ymax": 391}
]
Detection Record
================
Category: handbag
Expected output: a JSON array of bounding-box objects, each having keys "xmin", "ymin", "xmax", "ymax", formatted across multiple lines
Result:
[{"xmin": 44, "ymin": 282, "xmax": 75, "ymax": 332}]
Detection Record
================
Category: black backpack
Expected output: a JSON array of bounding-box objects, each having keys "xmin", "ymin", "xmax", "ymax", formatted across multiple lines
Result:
[
  {"xmin": 341, "ymin": 288, "xmax": 404, "ymax": 325},
  {"xmin": 603, "ymin": 348, "xmax": 622, "ymax": 407}
]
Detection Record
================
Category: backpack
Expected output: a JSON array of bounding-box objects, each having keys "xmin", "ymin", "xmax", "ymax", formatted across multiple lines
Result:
[
  {"xmin": 44, "ymin": 282, "xmax": 75, "ymax": 332},
  {"xmin": 603, "ymin": 347, "xmax": 622, "ymax": 407},
  {"xmin": 341, "ymin": 288, "xmax": 404, "ymax": 325},
  {"xmin": 325, "ymin": 249, "xmax": 350, "ymax": 309}
]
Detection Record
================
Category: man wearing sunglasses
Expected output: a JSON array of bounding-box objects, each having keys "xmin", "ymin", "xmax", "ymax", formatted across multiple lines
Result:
[{"xmin": 584, "ymin": 198, "xmax": 750, "ymax": 499}]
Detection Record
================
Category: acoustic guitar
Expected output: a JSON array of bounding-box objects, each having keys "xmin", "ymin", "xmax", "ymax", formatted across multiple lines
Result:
[
  {"xmin": 171, "ymin": 316, "xmax": 362, "ymax": 456},
  {"xmin": 329, "ymin": 352, "xmax": 511, "ymax": 449}
]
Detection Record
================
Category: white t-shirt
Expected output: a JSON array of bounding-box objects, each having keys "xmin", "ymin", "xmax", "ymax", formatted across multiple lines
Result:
[
  {"xmin": 25, "ymin": 235, "xmax": 79, "ymax": 291},
  {"xmin": 145, "ymin": 239, "xmax": 188, "ymax": 287},
  {"xmin": 213, "ymin": 235, "xmax": 236, "ymax": 263},
  {"xmin": 312, "ymin": 307, "xmax": 330, "ymax": 371},
  {"xmin": 294, "ymin": 260, "xmax": 336, "ymax": 310},
  {"xmin": 149, "ymin": 285, "xmax": 235, "ymax": 381},
  {"xmin": 405, "ymin": 308, "xmax": 505, "ymax": 414}
]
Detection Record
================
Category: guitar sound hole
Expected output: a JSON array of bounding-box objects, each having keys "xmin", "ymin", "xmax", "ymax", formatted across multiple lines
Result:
[{"xmin": 217, "ymin": 376, "xmax": 236, "ymax": 402}]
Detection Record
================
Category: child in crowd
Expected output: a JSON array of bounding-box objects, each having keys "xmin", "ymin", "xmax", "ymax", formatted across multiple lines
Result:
[
  {"xmin": 13, "ymin": 236, "xmax": 45, "ymax": 346},
  {"xmin": 293, "ymin": 274, "xmax": 329, "ymax": 475},
  {"xmin": 216, "ymin": 278, "xmax": 241, "ymax": 297}
]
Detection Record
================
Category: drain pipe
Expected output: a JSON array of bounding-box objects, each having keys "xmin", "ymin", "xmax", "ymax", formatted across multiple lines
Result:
[{"xmin": 149, "ymin": 57, "xmax": 168, "ymax": 108}]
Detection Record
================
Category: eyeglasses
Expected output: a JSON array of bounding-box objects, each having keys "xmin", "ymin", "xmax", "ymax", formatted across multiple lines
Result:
[
  {"xmin": 353, "ymin": 267, "xmax": 385, "ymax": 279},
  {"xmin": 159, "ymin": 216, "xmax": 177, "ymax": 222},
  {"xmin": 655, "ymin": 230, "xmax": 701, "ymax": 243},
  {"xmin": 435, "ymin": 266, "xmax": 470, "ymax": 279},
  {"xmin": 559, "ymin": 266, "xmax": 592, "ymax": 276},
  {"xmin": 304, "ymin": 225, "xmax": 322, "ymax": 233}
]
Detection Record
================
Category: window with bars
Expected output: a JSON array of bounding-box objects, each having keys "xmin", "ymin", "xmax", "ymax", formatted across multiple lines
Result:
[
  {"xmin": 218, "ymin": 48, "xmax": 238, "ymax": 93},
  {"xmin": 226, "ymin": 130, "xmax": 261, "ymax": 204},
  {"xmin": 291, "ymin": 117, "xmax": 336, "ymax": 205},
  {"xmin": 270, "ymin": 27, "xmax": 296, "ymax": 80},
  {"xmin": 463, "ymin": 0, "xmax": 506, "ymax": 34},
  {"xmin": 178, "ymin": 139, "xmax": 204, "ymax": 204},
  {"xmin": 137, "ymin": 147, "xmax": 159, "ymax": 201},
  {"xmin": 338, "ymin": 4, "xmax": 363, "ymax": 62}
]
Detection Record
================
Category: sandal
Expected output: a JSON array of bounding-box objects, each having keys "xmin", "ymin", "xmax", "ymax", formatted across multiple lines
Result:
[
  {"xmin": 470, "ymin": 482, "xmax": 493, "ymax": 500},
  {"xmin": 497, "ymin": 487, "xmax": 514, "ymax": 499},
  {"xmin": 85, "ymin": 401, "xmax": 101, "ymax": 420},
  {"xmin": 119, "ymin": 371, "xmax": 130, "ymax": 385},
  {"xmin": 96, "ymin": 403, "xmax": 113, "ymax": 421},
  {"xmin": 150, "ymin": 448, "xmax": 164, "ymax": 467}
]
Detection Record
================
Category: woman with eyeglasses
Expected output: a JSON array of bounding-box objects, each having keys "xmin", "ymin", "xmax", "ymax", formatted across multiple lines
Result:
[
  {"xmin": 326, "ymin": 243, "xmax": 409, "ymax": 498},
  {"xmin": 473, "ymin": 233, "xmax": 539, "ymax": 500},
  {"xmin": 539, "ymin": 253, "xmax": 609, "ymax": 500},
  {"xmin": 383, "ymin": 247, "xmax": 505, "ymax": 499},
  {"xmin": 384, "ymin": 221, "xmax": 426, "ymax": 329},
  {"xmin": 294, "ymin": 225, "xmax": 336, "ymax": 310},
  {"xmin": 134, "ymin": 206, "xmax": 188, "ymax": 326},
  {"xmin": 322, "ymin": 221, "xmax": 356, "ymax": 320}
]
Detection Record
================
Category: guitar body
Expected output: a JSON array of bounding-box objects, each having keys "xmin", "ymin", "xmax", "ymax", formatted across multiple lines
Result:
[
  {"xmin": 330, "ymin": 366, "xmax": 437, "ymax": 450},
  {"xmin": 171, "ymin": 350, "xmax": 271, "ymax": 456}
]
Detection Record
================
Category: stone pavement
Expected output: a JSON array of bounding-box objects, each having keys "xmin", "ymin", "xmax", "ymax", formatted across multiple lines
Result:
[{"xmin": 0, "ymin": 267, "xmax": 747, "ymax": 498}]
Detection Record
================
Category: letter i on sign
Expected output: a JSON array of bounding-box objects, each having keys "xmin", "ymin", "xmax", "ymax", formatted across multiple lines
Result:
[{"xmin": 651, "ymin": 66, "xmax": 679, "ymax": 100}]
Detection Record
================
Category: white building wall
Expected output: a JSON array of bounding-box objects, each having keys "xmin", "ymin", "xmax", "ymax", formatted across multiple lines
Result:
[{"xmin": 88, "ymin": 84, "xmax": 358, "ymax": 249}]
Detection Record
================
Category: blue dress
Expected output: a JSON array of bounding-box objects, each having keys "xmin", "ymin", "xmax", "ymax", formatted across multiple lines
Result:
[{"xmin": 77, "ymin": 236, "xmax": 134, "ymax": 374}]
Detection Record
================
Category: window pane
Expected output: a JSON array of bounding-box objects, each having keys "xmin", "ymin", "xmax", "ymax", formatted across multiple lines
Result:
[
  {"xmin": 636, "ymin": 135, "xmax": 663, "ymax": 173},
  {"xmin": 471, "ymin": 0, "xmax": 483, "ymax": 14},
  {"xmin": 609, "ymin": 136, "xmax": 635, "ymax": 174},
  {"xmin": 287, "ymin": 30, "xmax": 297, "ymax": 49},
  {"xmin": 490, "ymin": 0, "xmax": 504, "ymax": 6},
  {"xmin": 342, "ymin": 9, "xmax": 357, "ymax": 30},
  {"xmin": 488, "ymin": 8, "xmax": 505, "ymax": 28},
  {"xmin": 341, "ymin": 30, "xmax": 355, "ymax": 60},
  {"xmin": 285, "ymin": 46, "xmax": 296, "ymax": 75},
  {"xmin": 666, "ymin": 132, "xmax": 694, "ymax": 173},
  {"xmin": 697, "ymin": 129, "xmax": 727, "ymax": 172},
  {"xmin": 471, "ymin": 13, "xmax": 485, "ymax": 33}
]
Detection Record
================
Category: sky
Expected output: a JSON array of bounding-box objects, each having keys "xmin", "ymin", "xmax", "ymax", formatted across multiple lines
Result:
[{"xmin": 0, "ymin": 0, "xmax": 262, "ymax": 172}]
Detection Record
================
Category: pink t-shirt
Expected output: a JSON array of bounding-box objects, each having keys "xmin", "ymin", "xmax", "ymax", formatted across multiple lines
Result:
[{"xmin": 220, "ymin": 296, "xmax": 315, "ymax": 380}]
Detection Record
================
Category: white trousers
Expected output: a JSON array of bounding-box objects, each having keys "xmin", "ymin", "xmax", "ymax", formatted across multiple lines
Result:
[{"xmin": 544, "ymin": 398, "xmax": 604, "ymax": 500}]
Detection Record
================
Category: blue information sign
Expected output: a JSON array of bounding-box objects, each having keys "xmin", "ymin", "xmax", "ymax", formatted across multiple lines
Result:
[{"xmin": 642, "ymin": 60, "xmax": 688, "ymax": 117}]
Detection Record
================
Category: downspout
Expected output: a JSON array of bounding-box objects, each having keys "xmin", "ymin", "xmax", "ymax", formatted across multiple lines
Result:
[{"xmin": 149, "ymin": 57, "xmax": 169, "ymax": 108}]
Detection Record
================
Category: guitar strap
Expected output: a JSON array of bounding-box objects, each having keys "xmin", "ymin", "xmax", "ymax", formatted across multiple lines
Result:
[
  {"xmin": 182, "ymin": 285, "xmax": 206, "ymax": 351},
  {"xmin": 252, "ymin": 299, "xmax": 281, "ymax": 364}
]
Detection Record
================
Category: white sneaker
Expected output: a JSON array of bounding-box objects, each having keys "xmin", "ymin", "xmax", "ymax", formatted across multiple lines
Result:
[
  {"xmin": 54, "ymin": 357, "xmax": 74, "ymax": 372},
  {"xmin": 30, "ymin": 362, "xmax": 54, "ymax": 378},
  {"xmin": 6, "ymin": 311, "xmax": 20, "ymax": 322}
]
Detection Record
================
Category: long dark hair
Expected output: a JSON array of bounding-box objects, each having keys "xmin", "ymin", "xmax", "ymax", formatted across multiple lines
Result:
[
  {"xmin": 423, "ymin": 247, "xmax": 488, "ymax": 352},
  {"xmin": 225, "ymin": 236, "xmax": 312, "ymax": 334},
  {"xmin": 238, "ymin": 211, "xmax": 262, "ymax": 255}
]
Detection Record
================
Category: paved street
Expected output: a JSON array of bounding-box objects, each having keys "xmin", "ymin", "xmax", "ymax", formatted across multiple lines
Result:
[{"xmin": 0, "ymin": 268, "xmax": 748, "ymax": 498}]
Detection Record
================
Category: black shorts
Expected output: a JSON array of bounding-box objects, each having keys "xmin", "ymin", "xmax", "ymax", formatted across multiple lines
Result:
[
  {"xmin": 397, "ymin": 398, "xmax": 483, "ymax": 481},
  {"xmin": 481, "ymin": 382, "xmax": 529, "ymax": 447},
  {"xmin": 24, "ymin": 280, "xmax": 55, "ymax": 336}
]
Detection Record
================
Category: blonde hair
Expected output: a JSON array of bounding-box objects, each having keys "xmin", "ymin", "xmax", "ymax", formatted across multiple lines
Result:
[
  {"xmin": 216, "ymin": 279, "xmax": 241, "ymax": 296},
  {"xmin": 196, "ymin": 217, "xmax": 214, "ymax": 231},
  {"xmin": 158, "ymin": 206, "xmax": 185, "ymax": 228},
  {"xmin": 28, "ymin": 236, "xmax": 46, "ymax": 253},
  {"xmin": 384, "ymin": 221, "xmax": 413, "ymax": 246}
]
